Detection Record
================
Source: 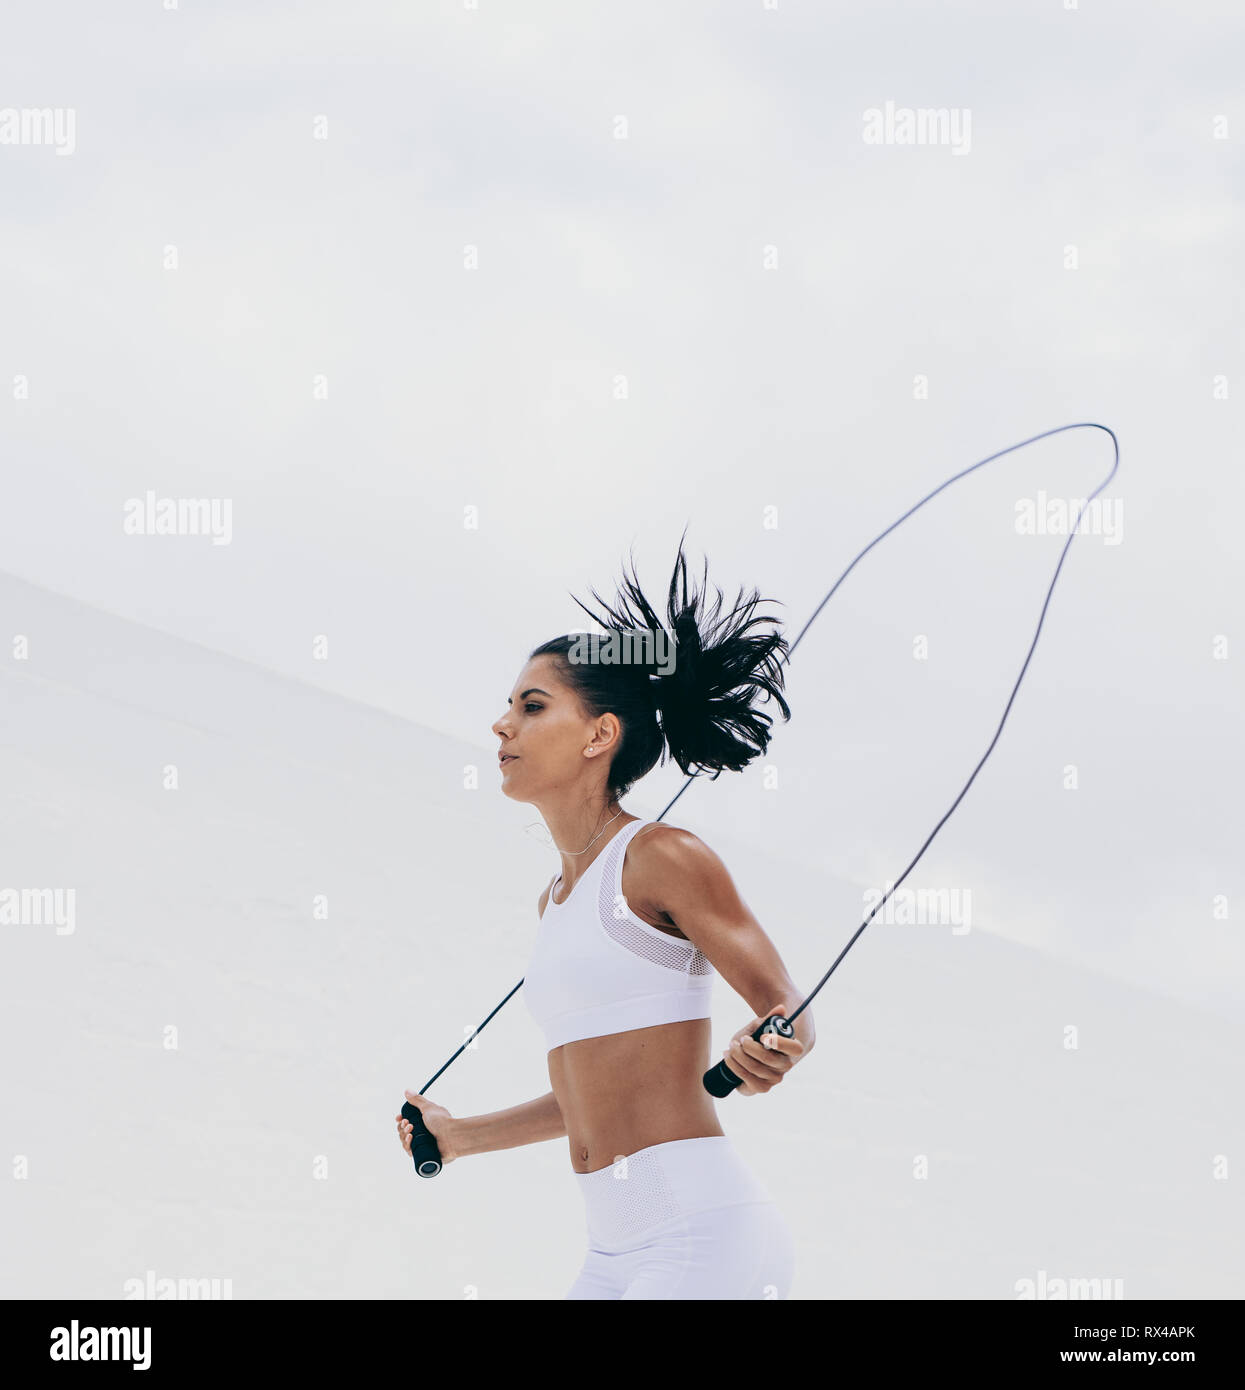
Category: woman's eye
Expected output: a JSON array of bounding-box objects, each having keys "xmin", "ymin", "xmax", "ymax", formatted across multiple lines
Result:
[{"xmin": 524, "ymin": 703, "xmax": 543, "ymax": 713}]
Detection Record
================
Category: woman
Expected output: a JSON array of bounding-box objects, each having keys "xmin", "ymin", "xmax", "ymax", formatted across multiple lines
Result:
[{"xmin": 396, "ymin": 538, "xmax": 815, "ymax": 1299}]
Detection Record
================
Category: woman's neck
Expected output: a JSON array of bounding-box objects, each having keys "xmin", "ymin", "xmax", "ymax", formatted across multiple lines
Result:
[{"xmin": 545, "ymin": 803, "xmax": 633, "ymax": 887}]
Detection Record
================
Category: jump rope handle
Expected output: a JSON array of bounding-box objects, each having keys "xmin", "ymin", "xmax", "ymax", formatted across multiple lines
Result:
[
  {"xmin": 401, "ymin": 1101, "xmax": 443, "ymax": 1178},
  {"xmin": 702, "ymin": 1014, "xmax": 795, "ymax": 1098}
]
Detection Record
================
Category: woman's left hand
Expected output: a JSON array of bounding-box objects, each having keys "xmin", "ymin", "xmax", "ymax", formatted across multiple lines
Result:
[{"xmin": 722, "ymin": 1001, "xmax": 807, "ymax": 1096}]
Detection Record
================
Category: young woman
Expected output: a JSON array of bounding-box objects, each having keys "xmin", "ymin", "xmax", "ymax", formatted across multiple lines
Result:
[{"xmin": 396, "ymin": 539, "xmax": 815, "ymax": 1299}]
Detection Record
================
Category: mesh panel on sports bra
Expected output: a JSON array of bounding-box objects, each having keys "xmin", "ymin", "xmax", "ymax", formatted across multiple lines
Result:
[
  {"xmin": 598, "ymin": 828, "xmax": 714, "ymax": 976},
  {"xmin": 602, "ymin": 915, "xmax": 714, "ymax": 973}
]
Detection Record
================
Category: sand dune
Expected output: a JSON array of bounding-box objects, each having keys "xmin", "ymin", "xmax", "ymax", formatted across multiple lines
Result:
[{"xmin": 1, "ymin": 571, "xmax": 1240, "ymax": 1299}]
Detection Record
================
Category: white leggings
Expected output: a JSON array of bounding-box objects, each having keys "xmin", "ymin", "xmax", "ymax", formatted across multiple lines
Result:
[{"xmin": 566, "ymin": 1136, "xmax": 796, "ymax": 1300}]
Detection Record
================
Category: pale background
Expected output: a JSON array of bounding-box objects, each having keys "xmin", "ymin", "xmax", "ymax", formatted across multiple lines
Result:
[{"xmin": 1, "ymin": 0, "xmax": 1241, "ymax": 1299}]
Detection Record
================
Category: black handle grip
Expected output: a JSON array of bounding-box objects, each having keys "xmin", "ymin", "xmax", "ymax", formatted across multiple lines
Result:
[
  {"xmin": 702, "ymin": 1015, "xmax": 795, "ymax": 1097},
  {"xmin": 401, "ymin": 1101, "xmax": 443, "ymax": 1178}
]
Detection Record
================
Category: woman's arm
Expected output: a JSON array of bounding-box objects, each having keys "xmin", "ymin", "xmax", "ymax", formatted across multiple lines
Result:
[
  {"xmin": 628, "ymin": 827, "xmax": 816, "ymax": 1079},
  {"xmin": 454, "ymin": 1090, "xmax": 567, "ymax": 1158}
]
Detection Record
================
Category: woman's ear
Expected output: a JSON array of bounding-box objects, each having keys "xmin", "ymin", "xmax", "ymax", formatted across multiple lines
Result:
[{"xmin": 593, "ymin": 712, "xmax": 623, "ymax": 750}]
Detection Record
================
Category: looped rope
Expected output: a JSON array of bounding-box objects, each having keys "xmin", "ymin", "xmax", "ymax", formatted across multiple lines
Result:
[{"xmin": 415, "ymin": 421, "xmax": 1121, "ymax": 1092}]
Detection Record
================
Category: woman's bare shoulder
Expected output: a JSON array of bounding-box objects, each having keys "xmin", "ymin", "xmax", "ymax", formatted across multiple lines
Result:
[{"xmin": 628, "ymin": 821, "xmax": 721, "ymax": 873}]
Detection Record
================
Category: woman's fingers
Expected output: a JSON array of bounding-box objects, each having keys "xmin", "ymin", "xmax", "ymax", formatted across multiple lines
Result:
[
  {"xmin": 756, "ymin": 1035, "xmax": 803, "ymax": 1072},
  {"xmin": 723, "ymin": 1002, "xmax": 805, "ymax": 1094},
  {"xmin": 724, "ymin": 1031, "xmax": 801, "ymax": 1092},
  {"xmin": 724, "ymin": 1037, "xmax": 777, "ymax": 1090}
]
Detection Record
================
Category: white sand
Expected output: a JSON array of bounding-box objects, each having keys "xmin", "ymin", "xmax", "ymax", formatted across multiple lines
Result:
[{"xmin": 2, "ymin": 571, "xmax": 1241, "ymax": 1299}]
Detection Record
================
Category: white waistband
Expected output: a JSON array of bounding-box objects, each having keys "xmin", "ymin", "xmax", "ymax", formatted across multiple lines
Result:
[{"xmin": 573, "ymin": 1136, "xmax": 775, "ymax": 1251}]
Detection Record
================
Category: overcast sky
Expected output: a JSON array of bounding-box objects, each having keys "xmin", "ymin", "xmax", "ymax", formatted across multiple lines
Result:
[{"xmin": 2, "ymin": 0, "xmax": 1242, "ymax": 1023}]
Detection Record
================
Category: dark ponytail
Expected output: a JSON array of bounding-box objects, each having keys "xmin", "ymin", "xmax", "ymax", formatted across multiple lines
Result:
[{"xmin": 530, "ymin": 530, "xmax": 792, "ymax": 799}]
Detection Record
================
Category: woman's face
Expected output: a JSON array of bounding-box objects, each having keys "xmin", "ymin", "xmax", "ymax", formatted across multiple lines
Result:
[{"xmin": 491, "ymin": 655, "xmax": 611, "ymax": 803}]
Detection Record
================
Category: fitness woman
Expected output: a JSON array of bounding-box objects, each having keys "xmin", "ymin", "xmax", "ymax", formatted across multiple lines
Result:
[{"xmin": 396, "ymin": 539, "xmax": 815, "ymax": 1298}]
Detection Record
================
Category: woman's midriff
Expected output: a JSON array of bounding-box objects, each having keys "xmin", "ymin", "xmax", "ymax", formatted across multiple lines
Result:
[{"xmin": 547, "ymin": 1017, "xmax": 725, "ymax": 1174}]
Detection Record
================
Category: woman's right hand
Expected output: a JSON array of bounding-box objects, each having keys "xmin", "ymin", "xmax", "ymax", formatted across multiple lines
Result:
[{"xmin": 396, "ymin": 1089, "xmax": 461, "ymax": 1166}]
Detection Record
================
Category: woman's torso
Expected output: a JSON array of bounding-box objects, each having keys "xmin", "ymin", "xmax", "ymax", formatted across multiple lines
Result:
[{"xmin": 539, "ymin": 815, "xmax": 724, "ymax": 1174}]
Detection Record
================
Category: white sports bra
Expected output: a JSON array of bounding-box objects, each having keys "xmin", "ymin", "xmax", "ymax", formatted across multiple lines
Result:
[{"xmin": 522, "ymin": 818, "xmax": 715, "ymax": 1052}]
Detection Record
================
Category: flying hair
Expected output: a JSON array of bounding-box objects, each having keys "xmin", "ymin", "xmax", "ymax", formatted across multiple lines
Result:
[{"xmin": 565, "ymin": 524, "xmax": 792, "ymax": 782}]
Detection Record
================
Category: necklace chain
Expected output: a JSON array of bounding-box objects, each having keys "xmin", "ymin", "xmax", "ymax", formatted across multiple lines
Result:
[{"xmin": 558, "ymin": 807, "xmax": 624, "ymax": 855}]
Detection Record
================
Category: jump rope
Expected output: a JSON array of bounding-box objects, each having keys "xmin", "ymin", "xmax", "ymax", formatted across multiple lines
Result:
[{"xmin": 402, "ymin": 421, "xmax": 1121, "ymax": 1177}]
